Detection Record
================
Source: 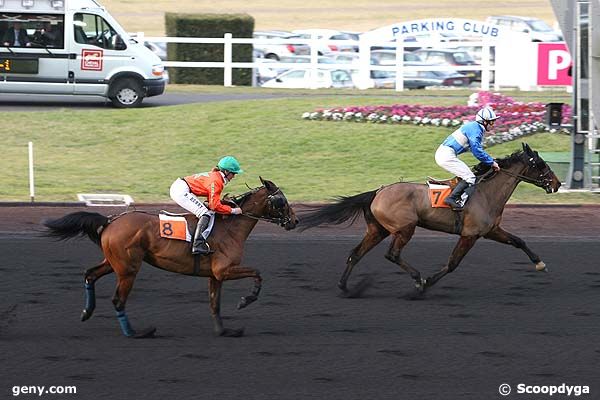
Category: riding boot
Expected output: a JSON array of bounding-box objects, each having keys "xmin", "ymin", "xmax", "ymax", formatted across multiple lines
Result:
[
  {"xmin": 444, "ymin": 180, "xmax": 470, "ymax": 210},
  {"xmin": 191, "ymin": 214, "xmax": 211, "ymax": 255}
]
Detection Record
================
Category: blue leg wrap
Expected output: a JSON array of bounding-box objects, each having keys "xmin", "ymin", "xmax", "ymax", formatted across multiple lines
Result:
[
  {"xmin": 116, "ymin": 310, "xmax": 135, "ymax": 337},
  {"xmin": 84, "ymin": 282, "xmax": 95, "ymax": 311}
]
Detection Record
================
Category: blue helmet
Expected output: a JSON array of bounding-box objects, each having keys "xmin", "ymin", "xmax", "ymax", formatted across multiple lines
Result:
[{"xmin": 217, "ymin": 156, "xmax": 243, "ymax": 174}]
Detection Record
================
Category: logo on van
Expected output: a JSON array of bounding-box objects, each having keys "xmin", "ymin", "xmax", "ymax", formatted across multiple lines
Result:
[{"xmin": 81, "ymin": 49, "xmax": 103, "ymax": 71}]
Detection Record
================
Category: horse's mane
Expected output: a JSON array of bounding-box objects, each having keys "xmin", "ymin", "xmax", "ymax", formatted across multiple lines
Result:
[
  {"xmin": 228, "ymin": 185, "xmax": 265, "ymax": 207},
  {"xmin": 472, "ymin": 150, "xmax": 525, "ymax": 176}
]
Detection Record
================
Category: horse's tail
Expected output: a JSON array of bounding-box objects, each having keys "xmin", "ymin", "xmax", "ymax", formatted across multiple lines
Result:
[
  {"xmin": 43, "ymin": 211, "xmax": 109, "ymax": 246},
  {"xmin": 299, "ymin": 190, "xmax": 378, "ymax": 231}
]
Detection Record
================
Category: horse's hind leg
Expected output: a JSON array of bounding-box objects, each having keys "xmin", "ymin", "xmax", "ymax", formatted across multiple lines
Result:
[
  {"xmin": 384, "ymin": 224, "xmax": 424, "ymax": 289},
  {"xmin": 484, "ymin": 226, "xmax": 547, "ymax": 272},
  {"xmin": 81, "ymin": 258, "xmax": 113, "ymax": 321},
  {"xmin": 338, "ymin": 222, "xmax": 389, "ymax": 292},
  {"xmin": 424, "ymin": 235, "xmax": 479, "ymax": 291}
]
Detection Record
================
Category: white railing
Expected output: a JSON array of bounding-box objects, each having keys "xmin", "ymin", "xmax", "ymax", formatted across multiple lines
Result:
[{"xmin": 136, "ymin": 32, "xmax": 496, "ymax": 90}]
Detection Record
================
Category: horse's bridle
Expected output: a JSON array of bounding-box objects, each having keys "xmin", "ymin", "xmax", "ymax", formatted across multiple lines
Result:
[
  {"xmin": 498, "ymin": 159, "xmax": 555, "ymax": 192},
  {"xmin": 235, "ymin": 188, "xmax": 292, "ymax": 227}
]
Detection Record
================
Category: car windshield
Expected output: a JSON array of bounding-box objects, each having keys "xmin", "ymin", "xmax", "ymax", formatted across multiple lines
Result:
[
  {"xmin": 528, "ymin": 20, "xmax": 553, "ymax": 32},
  {"xmin": 452, "ymin": 51, "xmax": 474, "ymax": 63}
]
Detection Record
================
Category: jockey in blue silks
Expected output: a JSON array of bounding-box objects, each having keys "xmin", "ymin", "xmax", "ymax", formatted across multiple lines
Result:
[{"xmin": 435, "ymin": 106, "xmax": 500, "ymax": 210}]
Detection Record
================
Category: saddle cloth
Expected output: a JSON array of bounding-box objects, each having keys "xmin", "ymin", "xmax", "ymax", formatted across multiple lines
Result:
[
  {"xmin": 158, "ymin": 212, "xmax": 215, "ymax": 242},
  {"xmin": 427, "ymin": 183, "xmax": 452, "ymax": 208}
]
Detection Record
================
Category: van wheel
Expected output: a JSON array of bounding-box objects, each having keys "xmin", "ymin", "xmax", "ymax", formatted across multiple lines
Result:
[{"xmin": 110, "ymin": 78, "xmax": 144, "ymax": 108}]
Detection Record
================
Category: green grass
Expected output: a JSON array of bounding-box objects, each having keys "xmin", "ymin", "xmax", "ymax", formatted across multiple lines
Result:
[{"xmin": 3, "ymin": 88, "xmax": 596, "ymax": 204}]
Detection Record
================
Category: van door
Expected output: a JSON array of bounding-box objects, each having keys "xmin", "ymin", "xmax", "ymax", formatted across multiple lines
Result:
[
  {"xmin": 68, "ymin": 12, "xmax": 128, "ymax": 95},
  {"xmin": 0, "ymin": 13, "xmax": 70, "ymax": 94}
]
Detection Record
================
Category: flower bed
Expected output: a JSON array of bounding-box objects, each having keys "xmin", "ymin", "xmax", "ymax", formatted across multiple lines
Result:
[{"xmin": 302, "ymin": 91, "xmax": 571, "ymax": 147}]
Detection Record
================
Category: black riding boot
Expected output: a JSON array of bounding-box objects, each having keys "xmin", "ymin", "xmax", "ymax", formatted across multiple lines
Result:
[
  {"xmin": 444, "ymin": 180, "xmax": 470, "ymax": 210},
  {"xmin": 192, "ymin": 214, "xmax": 211, "ymax": 255}
]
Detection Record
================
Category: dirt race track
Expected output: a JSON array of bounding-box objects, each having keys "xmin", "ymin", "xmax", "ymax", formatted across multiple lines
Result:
[{"xmin": 1, "ymin": 204, "xmax": 599, "ymax": 399}]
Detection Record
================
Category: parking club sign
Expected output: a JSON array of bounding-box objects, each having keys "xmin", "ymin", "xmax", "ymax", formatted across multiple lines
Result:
[{"xmin": 81, "ymin": 49, "xmax": 103, "ymax": 71}]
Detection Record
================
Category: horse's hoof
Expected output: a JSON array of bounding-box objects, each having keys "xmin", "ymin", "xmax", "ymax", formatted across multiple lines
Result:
[
  {"xmin": 414, "ymin": 278, "xmax": 427, "ymax": 292},
  {"xmin": 337, "ymin": 281, "xmax": 348, "ymax": 292},
  {"xmin": 80, "ymin": 309, "xmax": 92, "ymax": 322},
  {"xmin": 132, "ymin": 327, "xmax": 156, "ymax": 339},
  {"xmin": 219, "ymin": 327, "xmax": 245, "ymax": 338},
  {"xmin": 535, "ymin": 261, "xmax": 547, "ymax": 272},
  {"xmin": 237, "ymin": 296, "xmax": 257, "ymax": 310},
  {"xmin": 340, "ymin": 276, "xmax": 373, "ymax": 299}
]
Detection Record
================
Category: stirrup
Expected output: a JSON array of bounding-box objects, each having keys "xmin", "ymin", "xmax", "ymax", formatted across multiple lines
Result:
[
  {"xmin": 444, "ymin": 198, "xmax": 463, "ymax": 211},
  {"xmin": 192, "ymin": 242, "xmax": 211, "ymax": 255}
]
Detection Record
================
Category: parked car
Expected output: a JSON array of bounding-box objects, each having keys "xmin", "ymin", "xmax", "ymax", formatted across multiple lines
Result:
[
  {"xmin": 370, "ymin": 66, "xmax": 471, "ymax": 89},
  {"xmin": 292, "ymin": 29, "xmax": 358, "ymax": 54},
  {"xmin": 372, "ymin": 32, "xmax": 463, "ymax": 52},
  {"xmin": 254, "ymin": 58, "xmax": 280, "ymax": 85},
  {"xmin": 370, "ymin": 49, "xmax": 423, "ymax": 65},
  {"xmin": 143, "ymin": 40, "xmax": 167, "ymax": 61},
  {"xmin": 253, "ymin": 30, "xmax": 310, "ymax": 61},
  {"xmin": 273, "ymin": 55, "xmax": 338, "ymax": 76},
  {"xmin": 261, "ymin": 68, "xmax": 355, "ymax": 89},
  {"xmin": 486, "ymin": 15, "xmax": 563, "ymax": 42},
  {"xmin": 412, "ymin": 48, "xmax": 481, "ymax": 82}
]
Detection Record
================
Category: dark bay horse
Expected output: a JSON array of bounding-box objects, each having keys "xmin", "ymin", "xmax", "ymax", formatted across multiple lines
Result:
[
  {"xmin": 300, "ymin": 143, "xmax": 561, "ymax": 295},
  {"xmin": 43, "ymin": 178, "xmax": 298, "ymax": 338}
]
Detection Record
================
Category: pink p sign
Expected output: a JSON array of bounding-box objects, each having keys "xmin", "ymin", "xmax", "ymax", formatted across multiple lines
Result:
[{"xmin": 537, "ymin": 43, "xmax": 572, "ymax": 85}]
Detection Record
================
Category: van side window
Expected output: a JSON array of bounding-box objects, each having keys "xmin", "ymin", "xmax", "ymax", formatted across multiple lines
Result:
[
  {"xmin": 1, "ymin": 13, "xmax": 64, "ymax": 49},
  {"xmin": 73, "ymin": 13, "xmax": 126, "ymax": 50}
]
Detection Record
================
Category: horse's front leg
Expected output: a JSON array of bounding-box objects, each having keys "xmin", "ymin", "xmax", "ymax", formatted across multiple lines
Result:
[
  {"xmin": 484, "ymin": 226, "xmax": 547, "ymax": 272},
  {"xmin": 208, "ymin": 277, "xmax": 244, "ymax": 337},
  {"xmin": 220, "ymin": 266, "xmax": 262, "ymax": 310},
  {"xmin": 424, "ymin": 235, "xmax": 479, "ymax": 290}
]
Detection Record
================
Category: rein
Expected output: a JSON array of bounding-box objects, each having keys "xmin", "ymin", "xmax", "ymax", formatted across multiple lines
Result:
[
  {"xmin": 231, "ymin": 187, "xmax": 291, "ymax": 226},
  {"xmin": 476, "ymin": 155, "xmax": 554, "ymax": 190},
  {"xmin": 498, "ymin": 167, "xmax": 553, "ymax": 187}
]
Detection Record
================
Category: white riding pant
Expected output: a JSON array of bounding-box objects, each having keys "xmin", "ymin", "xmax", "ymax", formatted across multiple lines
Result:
[
  {"xmin": 170, "ymin": 178, "xmax": 211, "ymax": 218},
  {"xmin": 435, "ymin": 145, "xmax": 476, "ymax": 184}
]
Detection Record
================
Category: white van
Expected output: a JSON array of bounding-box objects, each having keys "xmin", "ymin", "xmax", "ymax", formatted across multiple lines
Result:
[
  {"xmin": 486, "ymin": 15, "xmax": 563, "ymax": 42},
  {"xmin": 0, "ymin": 0, "xmax": 165, "ymax": 107}
]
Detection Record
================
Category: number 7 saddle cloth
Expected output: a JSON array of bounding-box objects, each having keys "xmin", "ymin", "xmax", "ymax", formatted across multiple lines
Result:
[{"xmin": 426, "ymin": 176, "xmax": 460, "ymax": 208}]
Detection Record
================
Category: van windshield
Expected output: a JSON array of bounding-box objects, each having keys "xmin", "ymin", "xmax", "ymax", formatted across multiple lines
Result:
[
  {"xmin": 528, "ymin": 20, "xmax": 553, "ymax": 32},
  {"xmin": 0, "ymin": 13, "xmax": 64, "ymax": 48}
]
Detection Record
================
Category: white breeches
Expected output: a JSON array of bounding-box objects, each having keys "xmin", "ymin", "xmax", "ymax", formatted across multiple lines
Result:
[
  {"xmin": 435, "ymin": 145, "xmax": 476, "ymax": 184},
  {"xmin": 170, "ymin": 178, "xmax": 210, "ymax": 218}
]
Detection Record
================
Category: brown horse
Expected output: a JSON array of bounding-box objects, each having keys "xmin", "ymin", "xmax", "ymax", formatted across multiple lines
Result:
[
  {"xmin": 43, "ymin": 178, "xmax": 298, "ymax": 338},
  {"xmin": 299, "ymin": 143, "xmax": 562, "ymax": 296}
]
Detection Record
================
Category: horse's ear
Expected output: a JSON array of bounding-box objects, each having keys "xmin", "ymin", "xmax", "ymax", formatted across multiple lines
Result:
[
  {"xmin": 522, "ymin": 142, "xmax": 533, "ymax": 155},
  {"xmin": 260, "ymin": 177, "xmax": 277, "ymax": 192}
]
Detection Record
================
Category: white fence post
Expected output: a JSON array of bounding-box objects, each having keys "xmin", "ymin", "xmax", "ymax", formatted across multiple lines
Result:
[
  {"xmin": 28, "ymin": 141, "xmax": 34, "ymax": 203},
  {"xmin": 309, "ymin": 33, "xmax": 319, "ymax": 89},
  {"xmin": 481, "ymin": 43, "xmax": 491, "ymax": 91},
  {"xmin": 357, "ymin": 36, "xmax": 371, "ymax": 89},
  {"xmin": 224, "ymin": 33, "xmax": 233, "ymax": 87},
  {"xmin": 395, "ymin": 44, "xmax": 405, "ymax": 92}
]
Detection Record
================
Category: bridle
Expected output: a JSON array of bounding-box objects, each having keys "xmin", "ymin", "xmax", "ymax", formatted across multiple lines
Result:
[
  {"xmin": 497, "ymin": 156, "xmax": 555, "ymax": 192},
  {"xmin": 232, "ymin": 186, "xmax": 292, "ymax": 227}
]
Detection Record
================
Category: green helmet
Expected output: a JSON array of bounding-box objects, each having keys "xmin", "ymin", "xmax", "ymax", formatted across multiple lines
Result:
[{"xmin": 217, "ymin": 156, "xmax": 243, "ymax": 174}]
